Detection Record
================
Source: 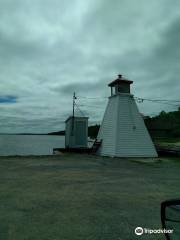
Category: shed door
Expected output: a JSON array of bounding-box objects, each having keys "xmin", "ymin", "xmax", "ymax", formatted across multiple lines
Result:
[{"xmin": 75, "ymin": 121, "xmax": 86, "ymax": 146}]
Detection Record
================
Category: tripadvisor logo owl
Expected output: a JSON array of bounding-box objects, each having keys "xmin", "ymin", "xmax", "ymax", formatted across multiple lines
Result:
[{"xmin": 135, "ymin": 227, "xmax": 143, "ymax": 235}]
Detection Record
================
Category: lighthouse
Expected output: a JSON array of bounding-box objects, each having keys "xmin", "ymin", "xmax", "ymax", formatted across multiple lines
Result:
[{"xmin": 96, "ymin": 74, "xmax": 158, "ymax": 157}]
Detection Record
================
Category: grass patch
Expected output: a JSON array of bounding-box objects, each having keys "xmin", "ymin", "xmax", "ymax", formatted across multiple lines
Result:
[{"xmin": 0, "ymin": 154, "xmax": 179, "ymax": 240}]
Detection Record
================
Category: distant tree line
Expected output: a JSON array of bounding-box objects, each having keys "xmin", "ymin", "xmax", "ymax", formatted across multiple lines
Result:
[
  {"xmin": 144, "ymin": 109, "xmax": 180, "ymax": 138},
  {"xmin": 48, "ymin": 130, "xmax": 65, "ymax": 135},
  {"xmin": 87, "ymin": 110, "xmax": 180, "ymax": 139},
  {"xmin": 49, "ymin": 110, "xmax": 180, "ymax": 139},
  {"xmin": 88, "ymin": 125, "xmax": 100, "ymax": 139}
]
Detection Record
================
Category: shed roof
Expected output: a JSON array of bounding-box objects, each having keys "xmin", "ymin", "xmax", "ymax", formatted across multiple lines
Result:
[{"xmin": 65, "ymin": 116, "xmax": 88, "ymax": 123}]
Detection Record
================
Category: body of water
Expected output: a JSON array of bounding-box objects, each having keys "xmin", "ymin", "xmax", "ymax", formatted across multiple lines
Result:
[{"xmin": 0, "ymin": 135, "xmax": 65, "ymax": 156}]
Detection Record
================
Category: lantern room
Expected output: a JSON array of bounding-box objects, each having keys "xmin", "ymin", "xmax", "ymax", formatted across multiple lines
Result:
[{"xmin": 108, "ymin": 74, "xmax": 133, "ymax": 96}]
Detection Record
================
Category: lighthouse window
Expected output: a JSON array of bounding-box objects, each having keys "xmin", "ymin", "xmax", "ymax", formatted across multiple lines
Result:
[
  {"xmin": 111, "ymin": 87, "xmax": 115, "ymax": 95},
  {"xmin": 118, "ymin": 84, "xmax": 130, "ymax": 93},
  {"xmin": 118, "ymin": 85, "xmax": 123, "ymax": 92}
]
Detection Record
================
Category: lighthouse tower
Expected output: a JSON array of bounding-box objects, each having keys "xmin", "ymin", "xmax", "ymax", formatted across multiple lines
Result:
[{"xmin": 97, "ymin": 75, "xmax": 158, "ymax": 157}]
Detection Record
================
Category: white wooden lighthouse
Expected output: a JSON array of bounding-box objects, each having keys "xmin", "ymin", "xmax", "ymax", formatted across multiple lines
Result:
[{"xmin": 97, "ymin": 75, "xmax": 158, "ymax": 157}]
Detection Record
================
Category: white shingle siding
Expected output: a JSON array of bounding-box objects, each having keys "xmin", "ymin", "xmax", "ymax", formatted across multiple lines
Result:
[
  {"xmin": 97, "ymin": 96, "xmax": 118, "ymax": 156},
  {"xmin": 97, "ymin": 94, "xmax": 158, "ymax": 157}
]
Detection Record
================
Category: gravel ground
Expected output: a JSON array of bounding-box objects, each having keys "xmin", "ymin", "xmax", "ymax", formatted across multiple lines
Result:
[{"xmin": 0, "ymin": 154, "xmax": 179, "ymax": 240}]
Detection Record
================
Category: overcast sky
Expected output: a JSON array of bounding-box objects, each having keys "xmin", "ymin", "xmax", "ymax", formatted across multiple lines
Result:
[{"xmin": 0, "ymin": 0, "xmax": 180, "ymax": 133}]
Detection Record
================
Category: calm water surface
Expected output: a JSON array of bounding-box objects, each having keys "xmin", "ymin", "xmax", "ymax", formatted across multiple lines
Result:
[{"xmin": 0, "ymin": 135, "xmax": 65, "ymax": 156}]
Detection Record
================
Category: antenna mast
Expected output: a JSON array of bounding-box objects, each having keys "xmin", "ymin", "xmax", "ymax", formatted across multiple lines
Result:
[
  {"xmin": 71, "ymin": 92, "xmax": 76, "ymax": 136},
  {"xmin": 73, "ymin": 92, "xmax": 76, "ymax": 117}
]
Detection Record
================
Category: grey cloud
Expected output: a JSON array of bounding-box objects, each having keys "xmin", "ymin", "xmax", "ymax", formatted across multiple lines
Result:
[
  {"xmin": 0, "ymin": 0, "xmax": 180, "ymax": 133},
  {"xmin": 53, "ymin": 79, "xmax": 106, "ymax": 96},
  {"xmin": 135, "ymin": 17, "xmax": 180, "ymax": 99}
]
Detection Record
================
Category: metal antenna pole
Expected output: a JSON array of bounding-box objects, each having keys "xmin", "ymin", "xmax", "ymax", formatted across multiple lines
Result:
[
  {"xmin": 71, "ymin": 92, "xmax": 76, "ymax": 136},
  {"xmin": 73, "ymin": 92, "xmax": 76, "ymax": 117}
]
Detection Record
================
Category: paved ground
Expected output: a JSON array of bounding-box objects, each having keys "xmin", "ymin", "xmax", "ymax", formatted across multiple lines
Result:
[{"xmin": 0, "ymin": 154, "xmax": 179, "ymax": 240}]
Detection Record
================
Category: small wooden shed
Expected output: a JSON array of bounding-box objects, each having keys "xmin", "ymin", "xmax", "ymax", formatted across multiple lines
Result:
[{"xmin": 65, "ymin": 116, "xmax": 88, "ymax": 149}]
